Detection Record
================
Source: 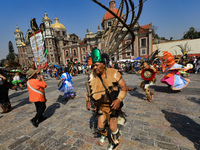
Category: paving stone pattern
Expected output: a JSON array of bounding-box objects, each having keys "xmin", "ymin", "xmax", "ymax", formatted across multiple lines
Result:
[{"xmin": 0, "ymin": 73, "xmax": 200, "ymax": 150}]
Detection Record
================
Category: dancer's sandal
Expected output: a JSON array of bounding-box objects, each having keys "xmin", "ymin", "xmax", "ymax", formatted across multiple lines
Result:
[
  {"xmin": 107, "ymin": 138, "xmax": 121, "ymax": 150},
  {"xmin": 99, "ymin": 135, "xmax": 106, "ymax": 146},
  {"xmin": 109, "ymin": 134, "xmax": 121, "ymax": 150}
]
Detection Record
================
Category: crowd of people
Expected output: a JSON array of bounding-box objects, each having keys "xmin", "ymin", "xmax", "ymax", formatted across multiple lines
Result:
[
  {"xmin": 45, "ymin": 63, "xmax": 87, "ymax": 79},
  {"xmin": 0, "ymin": 52, "xmax": 199, "ymax": 150},
  {"xmin": 112, "ymin": 55, "xmax": 200, "ymax": 75}
]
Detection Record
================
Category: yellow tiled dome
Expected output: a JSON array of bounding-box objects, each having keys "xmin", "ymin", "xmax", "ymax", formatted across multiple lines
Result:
[
  {"xmin": 43, "ymin": 12, "xmax": 50, "ymax": 20},
  {"xmin": 52, "ymin": 17, "xmax": 66, "ymax": 30},
  {"xmin": 52, "ymin": 23, "xmax": 66, "ymax": 30}
]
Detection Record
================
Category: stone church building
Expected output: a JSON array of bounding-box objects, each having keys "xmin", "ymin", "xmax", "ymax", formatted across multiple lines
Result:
[{"xmin": 14, "ymin": 0, "xmax": 153, "ymax": 67}]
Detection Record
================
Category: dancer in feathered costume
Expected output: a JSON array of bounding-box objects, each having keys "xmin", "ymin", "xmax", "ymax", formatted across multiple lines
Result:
[
  {"xmin": 139, "ymin": 50, "xmax": 159, "ymax": 102},
  {"xmin": 161, "ymin": 51, "xmax": 191, "ymax": 92},
  {"xmin": 140, "ymin": 62, "xmax": 157, "ymax": 102}
]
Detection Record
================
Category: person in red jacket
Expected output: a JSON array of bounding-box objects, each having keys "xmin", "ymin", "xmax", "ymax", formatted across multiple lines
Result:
[{"xmin": 26, "ymin": 68, "xmax": 47, "ymax": 127}]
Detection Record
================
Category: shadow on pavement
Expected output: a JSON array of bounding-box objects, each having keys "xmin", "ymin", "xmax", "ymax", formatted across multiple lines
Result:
[
  {"xmin": 44, "ymin": 94, "xmax": 71, "ymax": 119},
  {"xmin": 56, "ymin": 95, "xmax": 69, "ymax": 105},
  {"xmin": 9, "ymin": 90, "xmax": 28, "ymax": 99},
  {"xmin": 162, "ymin": 110, "xmax": 200, "ymax": 149},
  {"xmin": 128, "ymin": 89, "xmax": 145, "ymax": 100},
  {"xmin": 44, "ymin": 102, "xmax": 60, "ymax": 118},
  {"xmin": 186, "ymin": 97, "xmax": 200, "ymax": 105},
  {"xmin": 151, "ymin": 85, "xmax": 181, "ymax": 93},
  {"xmin": 12, "ymin": 97, "xmax": 31, "ymax": 109}
]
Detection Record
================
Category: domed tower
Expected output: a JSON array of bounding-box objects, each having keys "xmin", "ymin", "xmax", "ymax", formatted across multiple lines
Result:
[
  {"xmin": 52, "ymin": 16, "xmax": 67, "ymax": 65},
  {"xmin": 14, "ymin": 26, "xmax": 24, "ymax": 47},
  {"xmin": 14, "ymin": 26, "xmax": 28, "ymax": 67},
  {"xmin": 41, "ymin": 12, "xmax": 57, "ymax": 65},
  {"xmin": 52, "ymin": 17, "xmax": 66, "ymax": 36},
  {"xmin": 101, "ymin": 0, "xmax": 122, "ymax": 30},
  {"xmin": 42, "ymin": 12, "xmax": 54, "ymax": 39}
]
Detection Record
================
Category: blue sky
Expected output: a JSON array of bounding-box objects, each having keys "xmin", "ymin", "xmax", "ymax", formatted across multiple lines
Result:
[{"xmin": 0, "ymin": 0, "xmax": 200, "ymax": 60}]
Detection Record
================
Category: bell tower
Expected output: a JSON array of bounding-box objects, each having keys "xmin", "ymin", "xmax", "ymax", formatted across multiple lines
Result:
[
  {"xmin": 14, "ymin": 25, "xmax": 28, "ymax": 67},
  {"xmin": 109, "ymin": 0, "xmax": 116, "ymax": 9},
  {"xmin": 14, "ymin": 26, "xmax": 24, "ymax": 47},
  {"xmin": 42, "ymin": 12, "xmax": 54, "ymax": 39}
]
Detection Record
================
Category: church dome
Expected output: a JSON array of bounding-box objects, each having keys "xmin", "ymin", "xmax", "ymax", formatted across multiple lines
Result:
[
  {"xmin": 15, "ymin": 26, "xmax": 22, "ymax": 33},
  {"xmin": 43, "ymin": 12, "xmax": 50, "ymax": 20},
  {"xmin": 102, "ymin": 0, "xmax": 123, "ymax": 22},
  {"xmin": 52, "ymin": 17, "xmax": 66, "ymax": 30}
]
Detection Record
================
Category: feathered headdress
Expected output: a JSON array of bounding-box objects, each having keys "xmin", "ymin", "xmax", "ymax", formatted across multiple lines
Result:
[
  {"xmin": 147, "ymin": 49, "xmax": 160, "ymax": 64},
  {"xmin": 92, "ymin": 0, "xmax": 143, "ymax": 57},
  {"xmin": 162, "ymin": 51, "xmax": 175, "ymax": 68}
]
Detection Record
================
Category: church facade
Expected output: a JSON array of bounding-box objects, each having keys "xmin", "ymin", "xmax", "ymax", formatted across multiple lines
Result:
[
  {"xmin": 14, "ymin": 13, "xmax": 81, "ymax": 67},
  {"xmin": 14, "ymin": 0, "xmax": 153, "ymax": 67},
  {"xmin": 63, "ymin": 0, "xmax": 153, "ymax": 64}
]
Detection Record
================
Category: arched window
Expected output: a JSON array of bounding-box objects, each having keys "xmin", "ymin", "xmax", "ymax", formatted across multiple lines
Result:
[
  {"xmin": 73, "ymin": 49, "xmax": 77, "ymax": 56},
  {"xmin": 66, "ymin": 50, "xmax": 69, "ymax": 57},
  {"xmin": 108, "ymin": 21, "xmax": 112, "ymax": 27}
]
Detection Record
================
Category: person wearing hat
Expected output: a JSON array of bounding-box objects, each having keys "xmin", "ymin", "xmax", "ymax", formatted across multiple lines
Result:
[
  {"xmin": 26, "ymin": 68, "xmax": 47, "ymax": 127},
  {"xmin": 86, "ymin": 48, "xmax": 127, "ymax": 150}
]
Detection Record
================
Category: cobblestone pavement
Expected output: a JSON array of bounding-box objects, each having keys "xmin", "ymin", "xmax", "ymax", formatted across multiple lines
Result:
[{"xmin": 0, "ymin": 73, "xmax": 200, "ymax": 150}]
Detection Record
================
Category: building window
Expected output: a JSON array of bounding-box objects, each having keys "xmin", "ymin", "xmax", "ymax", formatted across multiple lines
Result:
[
  {"xmin": 73, "ymin": 49, "xmax": 77, "ymax": 56},
  {"xmin": 82, "ymin": 48, "xmax": 85, "ymax": 53},
  {"xmin": 83, "ymin": 56, "xmax": 86, "ymax": 61},
  {"xmin": 51, "ymin": 54, "xmax": 53, "ymax": 57},
  {"xmin": 125, "ymin": 41, "xmax": 131, "ymax": 50},
  {"xmin": 108, "ymin": 21, "xmax": 112, "ymax": 27},
  {"xmin": 141, "ymin": 38, "xmax": 147, "ymax": 47},
  {"xmin": 66, "ymin": 50, "xmax": 69, "ymax": 57},
  {"xmin": 126, "ymin": 51, "xmax": 131, "ymax": 57},
  {"xmin": 140, "ymin": 49, "xmax": 146, "ymax": 55},
  {"xmin": 73, "ymin": 37, "xmax": 76, "ymax": 41}
]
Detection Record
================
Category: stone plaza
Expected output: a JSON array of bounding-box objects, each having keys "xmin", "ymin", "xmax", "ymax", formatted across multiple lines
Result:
[{"xmin": 0, "ymin": 73, "xmax": 200, "ymax": 150}]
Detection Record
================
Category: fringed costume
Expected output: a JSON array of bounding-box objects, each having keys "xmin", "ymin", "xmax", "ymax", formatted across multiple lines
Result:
[
  {"xmin": 86, "ymin": 0, "xmax": 144, "ymax": 148},
  {"xmin": 139, "ymin": 50, "xmax": 160, "ymax": 102},
  {"xmin": 86, "ymin": 48, "xmax": 127, "ymax": 150},
  {"xmin": 140, "ymin": 62, "xmax": 157, "ymax": 102}
]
